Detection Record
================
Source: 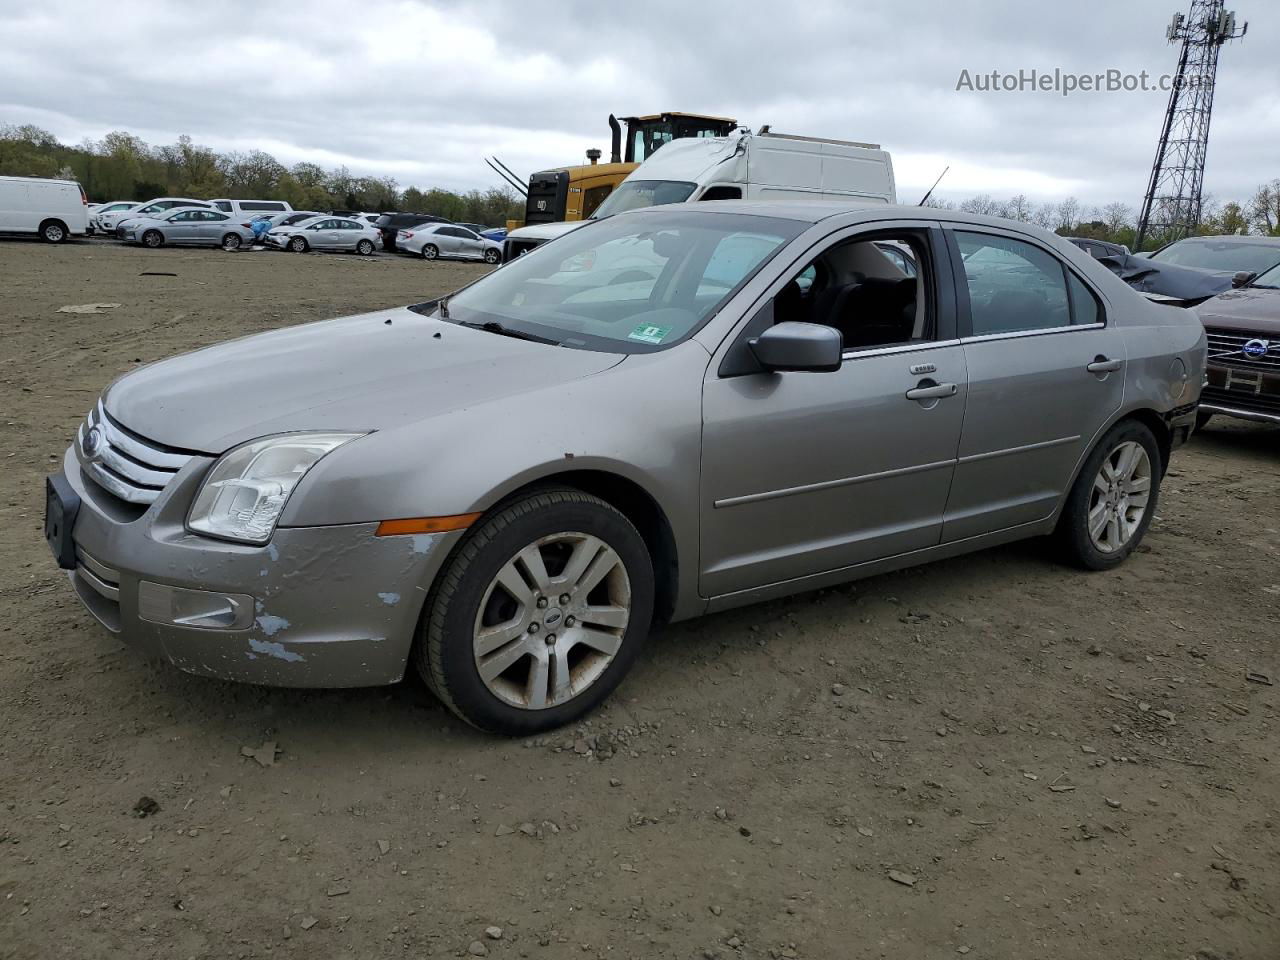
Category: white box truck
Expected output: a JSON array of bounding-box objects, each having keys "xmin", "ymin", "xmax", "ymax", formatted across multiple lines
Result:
[
  {"xmin": 503, "ymin": 128, "xmax": 895, "ymax": 261},
  {"xmin": 0, "ymin": 175, "xmax": 90, "ymax": 243}
]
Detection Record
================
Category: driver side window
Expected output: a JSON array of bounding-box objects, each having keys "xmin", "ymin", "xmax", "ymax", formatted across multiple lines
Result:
[{"xmin": 772, "ymin": 232, "xmax": 933, "ymax": 351}]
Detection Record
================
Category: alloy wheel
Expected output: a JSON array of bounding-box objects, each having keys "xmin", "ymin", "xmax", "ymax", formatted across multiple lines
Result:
[
  {"xmin": 472, "ymin": 532, "xmax": 631, "ymax": 710},
  {"xmin": 1088, "ymin": 440, "xmax": 1152, "ymax": 553}
]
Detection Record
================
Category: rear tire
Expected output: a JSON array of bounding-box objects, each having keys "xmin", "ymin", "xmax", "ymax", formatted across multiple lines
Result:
[
  {"xmin": 142, "ymin": 230, "xmax": 163, "ymax": 249},
  {"xmin": 356, "ymin": 238, "xmax": 374, "ymax": 256},
  {"xmin": 40, "ymin": 219, "xmax": 68, "ymax": 244},
  {"xmin": 289, "ymin": 236, "xmax": 308, "ymax": 253},
  {"xmin": 414, "ymin": 489, "xmax": 654, "ymax": 735},
  {"xmin": 221, "ymin": 233, "xmax": 242, "ymax": 251},
  {"xmin": 421, "ymin": 243, "xmax": 439, "ymax": 261},
  {"xmin": 1055, "ymin": 420, "xmax": 1161, "ymax": 571}
]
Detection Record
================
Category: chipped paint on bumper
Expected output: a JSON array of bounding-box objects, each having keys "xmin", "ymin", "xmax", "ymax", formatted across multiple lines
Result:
[{"xmin": 58, "ymin": 447, "xmax": 460, "ymax": 687}]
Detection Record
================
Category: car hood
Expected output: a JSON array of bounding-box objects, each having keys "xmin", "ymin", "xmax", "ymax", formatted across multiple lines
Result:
[
  {"xmin": 1194, "ymin": 285, "xmax": 1280, "ymax": 332},
  {"xmin": 1096, "ymin": 252, "xmax": 1235, "ymax": 306},
  {"xmin": 102, "ymin": 305, "xmax": 625, "ymax": 453}
]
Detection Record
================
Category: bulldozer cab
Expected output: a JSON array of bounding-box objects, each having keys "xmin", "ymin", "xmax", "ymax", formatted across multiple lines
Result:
[
  {"xmin": 617, "ymin": 112, "xmax": 739, "ymax": 164},
  {"xmin": 514, "ymin": 111, "xmax": 740, "ymax": 228}
]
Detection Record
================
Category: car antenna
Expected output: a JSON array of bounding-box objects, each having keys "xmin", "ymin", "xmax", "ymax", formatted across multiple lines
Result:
[{"xmin": 917, "ymin": 166, "xmax": 950, "ymax": 206}]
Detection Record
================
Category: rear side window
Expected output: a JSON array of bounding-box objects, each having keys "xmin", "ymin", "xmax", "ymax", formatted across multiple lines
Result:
[
  {"xmin": 241, "ymin": 201, "xmax": 285, "ymax": 211},
  {"xmin": 956, "ymin": 231, "xmax": 1071, "ymax": 335},
  {"xmin": 214, "ymin": 201, "xmax": 231, "ymax": 212},
  {"xmin": 1067, "ymin": 271, "xmax": 1103, "ymax": 325}
]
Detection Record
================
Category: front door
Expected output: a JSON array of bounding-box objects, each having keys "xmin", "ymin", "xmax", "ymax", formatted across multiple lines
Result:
[
  {"xmin": 700, "ymin": 223, "xmax": 967, "ymax": 597},
  {"xmin": 941, "ymin": 227, "xmax": 1126, "ymax": 541}
]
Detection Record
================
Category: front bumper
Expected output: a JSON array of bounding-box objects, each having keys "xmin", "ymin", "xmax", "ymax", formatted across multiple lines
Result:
[
  {"xmin": 1199, "ymin": 364, "xmax": 1280, "ymax": 424},
  {"xmin": 54, "ymin": 447, "xmax": 459, "ymax": 687}
]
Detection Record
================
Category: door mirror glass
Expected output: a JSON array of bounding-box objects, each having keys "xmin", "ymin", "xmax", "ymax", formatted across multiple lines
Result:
[{"xmin": 748, "ymin": 322, "xmax": 843, "ymax": 373}]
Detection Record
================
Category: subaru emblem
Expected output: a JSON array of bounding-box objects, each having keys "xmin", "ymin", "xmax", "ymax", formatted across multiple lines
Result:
[{"xmin": 1243, "ymin": 338, "xmax": 1270, "ymax": 359}]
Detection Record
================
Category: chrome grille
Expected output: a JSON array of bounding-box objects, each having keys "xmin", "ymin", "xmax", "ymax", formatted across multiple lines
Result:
[
  {"xmin": 77, "ymin": 400, "xmax": 193, "ymax": 505},
  {"xmin": 1205, "ymin": 328, "xmax": 1280, "ymax": 369}
]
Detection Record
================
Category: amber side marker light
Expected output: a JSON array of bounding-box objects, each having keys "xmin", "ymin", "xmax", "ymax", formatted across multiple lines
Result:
[{"xmin": 375, "ymin": 513, "xmax": 482, "ymax": 536}]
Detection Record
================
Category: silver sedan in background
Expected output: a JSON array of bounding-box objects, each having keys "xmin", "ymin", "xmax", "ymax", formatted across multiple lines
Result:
[
  {"xmin": 46, "ymin": 203, "xmax": 1204, "ymax": 735},
  {"xmin": 264, "ymin": 215, "xmax": 381, "ymax": 255},
  {"xmin": 123, "ymin": 207, "xmax": 256, "ymax": 250},
  {"xmin": 397, "ymin": 222, "xmax": 502, "ymax": 263}
]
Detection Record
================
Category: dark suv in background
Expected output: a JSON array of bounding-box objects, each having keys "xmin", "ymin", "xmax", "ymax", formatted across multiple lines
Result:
[
  {"xmin": 1195, "ymin": 261, "xmax": 1280, "ymax": 428},
  {"xmin": 375, "ymin": 213, "xmax": 451, "ymax": 252}
]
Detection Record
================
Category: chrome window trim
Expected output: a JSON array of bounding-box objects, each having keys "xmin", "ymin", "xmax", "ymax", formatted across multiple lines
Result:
[
  {"xmin": 841, "ymin": 338, "xmax": 961, "ymax": 361},
  {"xmin": 961, "ymin": 322, "xmax": 1104, "ymax": 345}
]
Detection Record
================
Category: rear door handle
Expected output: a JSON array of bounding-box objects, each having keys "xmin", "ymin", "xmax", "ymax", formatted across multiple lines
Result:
[
  {"xmin": 1087, "ymin": 357, "xmax": 1123, "ymax": 373},
  {"xmin": 905, "ymin": 380, "xmax": 958, "ymax": 401}
]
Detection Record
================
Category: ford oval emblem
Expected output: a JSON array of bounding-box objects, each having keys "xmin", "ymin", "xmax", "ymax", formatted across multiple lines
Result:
[
  {"xmin": 82, "ymin": 426, "xmax": 103, "ymax": 458},
  {"xmin": 1243, "ymin": 338, "xmax": 1271, "ymax": 359}
]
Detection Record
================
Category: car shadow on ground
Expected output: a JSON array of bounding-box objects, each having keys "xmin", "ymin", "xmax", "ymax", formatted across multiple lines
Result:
[
  {"xmin": 1190, "ymin": 420, "xmax": 1279, "ymax": 459},
  {"xmin": 93, "ymin": 534, "xmax": 1063, "ymax": 758}
]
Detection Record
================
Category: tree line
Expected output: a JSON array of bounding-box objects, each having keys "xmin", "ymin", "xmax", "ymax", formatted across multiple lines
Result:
[
  {"xmin": 5, "ymin": 123, "xmax": 1279, "ymax": 243},
  {"xmin": 0, "ymin": 124, "xmax": 524, "ymax": 227},
  {"xmin": 925, "ymin": 186, "xmax": 1280, "ymax": 251}
]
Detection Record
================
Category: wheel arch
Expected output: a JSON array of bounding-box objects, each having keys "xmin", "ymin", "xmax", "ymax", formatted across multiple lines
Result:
[
  {"xmin": 1054, "ymin": 405, "xmax": 1172, "ymax": 526},
  {"xmin": 38, "ymin": 217, "xmax": 69, "ymax": 238},
  {"xmin": 476, "ymin": 468, "xmax": 680, "ymax": 630}
]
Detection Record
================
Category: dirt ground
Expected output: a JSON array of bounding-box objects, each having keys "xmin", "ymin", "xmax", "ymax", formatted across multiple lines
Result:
[{"xmin": 1, "ymin": 239, "xmax": 1277, "ymax": 960}]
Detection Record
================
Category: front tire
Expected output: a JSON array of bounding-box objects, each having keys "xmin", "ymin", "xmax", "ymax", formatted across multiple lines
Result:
[
  {"xmin": 221, "ymin": 233, "xmax": 242, "ymax": 251},
  {"xmin": 356, "ymin": 238, "xmax": 374, "ymax": 256},
  {"xmin": 40, "ymin": 219, "xmax": 68, "ymax": 244},
  {"xmin": 142, "ymin": 229, "xmax": 163, "ymax": 249},
  {"xmin": 483, "ymin": 247, "xmax": 500, "ymax": 264},
  {"xmin": 415, "ymin": 489, "xmax": 654, "ymax": 735},
  {"xmin": 421, "ymin": 243, "xmax": 439, "ymax": 261},
  {"xmin": 289, "ymin": 236, "xmax": 308, "ymax": 253},
  {"xmin": 1056, "ymin": 420, "xmax": 1161, "ymax": 570}
]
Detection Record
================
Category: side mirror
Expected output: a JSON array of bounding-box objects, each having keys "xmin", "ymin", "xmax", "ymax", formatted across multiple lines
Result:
[
  {"xmin": 748, "ymin": 322, "xmax": 843, "ymax": 373},
  {"xmin": 1231, "ymin": 271, "xmax": 1255, "ymax": 288}
]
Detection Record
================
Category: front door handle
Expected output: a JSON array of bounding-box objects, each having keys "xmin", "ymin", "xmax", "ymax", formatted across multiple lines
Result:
[
  {"xmin": 1087, "ymin": 356, "xmax": 1123, "ymax": 374},
  {"xmin": 905, "ymin": 380, "xmax": 958, "ymax": 401}
]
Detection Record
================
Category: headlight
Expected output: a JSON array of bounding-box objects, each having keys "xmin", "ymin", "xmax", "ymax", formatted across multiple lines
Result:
[{"xmin": 187, "ymin": 432, "xmax": 363, "ymax": 544}]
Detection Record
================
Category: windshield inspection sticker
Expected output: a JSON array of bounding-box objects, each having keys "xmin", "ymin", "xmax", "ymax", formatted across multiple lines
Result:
[{"xmin": 627, "ymin": 323, "xmax": 673, "ymax": 345}]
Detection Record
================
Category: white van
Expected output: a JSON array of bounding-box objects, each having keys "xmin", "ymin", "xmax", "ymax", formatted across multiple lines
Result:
[
  {"xmin": 209, "ymin": 198, "xmax": 293, "ymax": 217},
  {"xmin": 0, "ymin": 175, "xmax": 89, "ymax": 243},
  {"xmin": 503, "ymin": 128, "xmax": 895, "ymax": 260}
]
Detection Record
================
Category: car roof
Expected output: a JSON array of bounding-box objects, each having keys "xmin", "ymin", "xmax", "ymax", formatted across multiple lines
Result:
[
  {"xmin": 1165, "ymin": 234, "xmax": 1280, "ymax": 245},
  {"xmin": 622, "ymin": 200, "xmax": 1072, "ymax": 238}
]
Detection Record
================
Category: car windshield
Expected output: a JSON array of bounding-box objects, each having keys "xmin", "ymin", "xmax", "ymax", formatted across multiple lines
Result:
[
  {"xmin": 1250, "ymin": 262, "xmax": 1280, "ymax": 288},
  {"xmin": 439, "ymin": 210, "xmax": 802, "ymax": 353},
  {"xmin": 590, "ymin": 180, "xmax": 698, "ymax": 220},
  {"xmin": 1150, "ymin": 239, "xmax": 1280, "ymax": 274}
]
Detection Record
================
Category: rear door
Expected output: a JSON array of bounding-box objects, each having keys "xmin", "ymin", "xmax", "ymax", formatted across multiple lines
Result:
[
  {"xmin": 197, "ymin": 210, "xmax": 232, "ymax": 244},
  {"xmin": 436, "ymin": 227, "xmax": 463, "ymax": 255},
  {"xmin": 941, "ymin": 226, "xmax": 1125, "ymax": 541}
]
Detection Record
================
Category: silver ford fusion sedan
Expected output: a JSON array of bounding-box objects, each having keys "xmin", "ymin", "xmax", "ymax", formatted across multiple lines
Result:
[{"xmin": 45, "ymin": 203, "xmax": 1205, "ymax": 734}]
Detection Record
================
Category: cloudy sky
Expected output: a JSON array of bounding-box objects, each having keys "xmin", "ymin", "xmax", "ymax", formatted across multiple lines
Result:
[{"xmin": 1, "ymin": 0, "xmax": 1274, "ymax": 208}]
